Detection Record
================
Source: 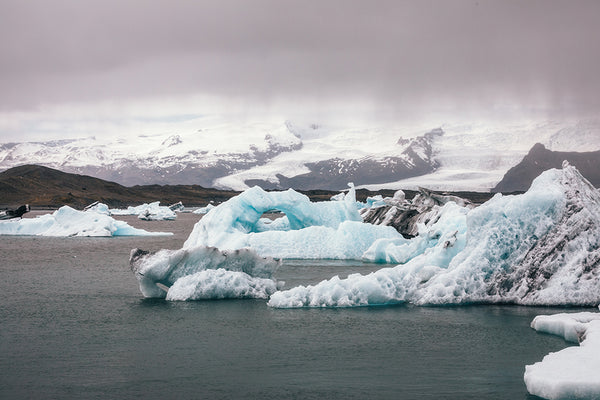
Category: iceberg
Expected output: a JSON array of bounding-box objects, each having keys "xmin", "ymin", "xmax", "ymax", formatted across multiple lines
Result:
[
  {"xmin": 128, "ymin": 183, "xmax": 401, "ymax": 300},
  {"xmin": 83, "ymin": 201, "xmax": 111, "ymax": 215},
  {"xmin": 110, "ymin": 201, "xmax": 177, "ymax": 221},
  {"xmin": 130, "ymin": 246, "xmax": 280, "ymax": 300},
  {"xmin": 192, "ymin": 203, "xmax": 215, "ymax": 214},
  {"xmin": 524, "ymin": 310, "xmax": 600, "ymax": 400},
  {"xmin": 182, "ymin": 184, "xmax": 403, "ymax": 259},
  {"xmin": 0, "ymin": 206, "xmax": 172, "ymax": 237},
  {"xmin": 268, "ymin": 163, "xmax": 600, "ymax": 308}
]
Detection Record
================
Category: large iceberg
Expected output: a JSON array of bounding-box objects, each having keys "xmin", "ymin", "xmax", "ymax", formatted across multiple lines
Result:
[
  {"xmin": 130, "ymin": 246, "xmax": 280, "ymax": 300},
  {"xmin": 268, "ymin": 164, "xmax": 600, "ymax": 307},
  {"xmin": 524, "ymin": 310, "xmax": 600, "ymax": 400},
  {"xmin": 128, "ymin": 183, "xmax": 401, "ymax": 300},
  {"xmin": 0, "ymin": 206, "xmax": 172, "ymax": 236},
  {"xmin": 182, "ymin": 184, "xmax": 402, "ymax": 259}
]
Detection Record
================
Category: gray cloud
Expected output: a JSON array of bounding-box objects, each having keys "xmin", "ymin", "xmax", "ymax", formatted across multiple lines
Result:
[{"xmin": 1, "ymin": 0, "xmax": 599, "ymax": 118}]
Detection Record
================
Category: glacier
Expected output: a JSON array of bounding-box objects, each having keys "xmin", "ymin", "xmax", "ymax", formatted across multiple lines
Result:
[
  {"xmin": 0, "ymin": 206, "xmax": 172, "ymax": 237},
  {"xmin": 129, "ymin": 246, "xmax": 280, "ymax": 300},
  {"xmin": 268, "ymin": 163, "xmax": 600, "ymax": 308},
  {"xmin": 524, "ymin": 309, "xmax": 600, "ymax": 400},
  {"xmin": 182, "ymin": 183, "xmax": 403, "ymax": 259}
]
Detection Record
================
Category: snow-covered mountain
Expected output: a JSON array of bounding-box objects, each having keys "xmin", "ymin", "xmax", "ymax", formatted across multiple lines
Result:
[{"xmin": 1, "ymin": 117, "xmax": 599, "ymax": 191}]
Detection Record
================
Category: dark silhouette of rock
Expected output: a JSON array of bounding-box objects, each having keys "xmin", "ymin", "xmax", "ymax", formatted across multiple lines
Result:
[{"xmin": 493, "ymin": 143, "xmax": 600, "ymax": 193}]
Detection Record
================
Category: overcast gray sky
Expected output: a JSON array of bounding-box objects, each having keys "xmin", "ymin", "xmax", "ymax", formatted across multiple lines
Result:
[{"xmin": 1, "ymin": 0, "xmax": 599, "ymax": 140}]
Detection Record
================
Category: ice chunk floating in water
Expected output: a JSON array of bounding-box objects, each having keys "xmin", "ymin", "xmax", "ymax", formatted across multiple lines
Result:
[
  {"xmin": 130, "ymin": 246, "xmax": 280, "ymax": 300},
  {"xmin": 268, "ymin": 164, "xmax": 600, "ymax": 307},
  {"xmin": 110, "ymin": 201, "xmax": 177, "ymax": 221},
  {"xmin": 524, "ymin": 310, "xmax": 600, "ymax": 400},
  {"xmin": 0, "ymin": 206, "xmax": 172, "ymax": 237},
  {"xmin": 183, "ymin": 184, "xmax": 402, "ymax": 259}
]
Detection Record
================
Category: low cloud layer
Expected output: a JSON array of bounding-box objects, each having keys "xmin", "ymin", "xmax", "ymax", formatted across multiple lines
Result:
[{"xmin": 1, "ymin": 0, "xmax": 599, "ymax": 138}]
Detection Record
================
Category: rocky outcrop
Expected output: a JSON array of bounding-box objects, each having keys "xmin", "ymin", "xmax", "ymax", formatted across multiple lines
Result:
[
  {"xmin": 494, "ymin": 143, "xmax": 600, "ymax": 193},
  {"xmin": 360, "ymin": 187, "xmax": 473, "ymax": 238}
]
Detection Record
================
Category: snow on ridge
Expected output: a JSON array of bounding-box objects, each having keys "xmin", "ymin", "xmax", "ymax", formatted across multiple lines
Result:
[{"xmin": 1, "ymin": 117, "xmax": 600, "ymax": 190}]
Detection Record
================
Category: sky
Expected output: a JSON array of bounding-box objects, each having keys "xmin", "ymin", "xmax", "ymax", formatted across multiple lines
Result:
[{"xmin": 1, "ymin": 0, "xmax": 599, "ymax": 141}]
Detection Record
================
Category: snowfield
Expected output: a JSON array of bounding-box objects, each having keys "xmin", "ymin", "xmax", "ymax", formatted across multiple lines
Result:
[{"xmin": 2, "ymin": 117, "xmax": 599, "ymax": 190}]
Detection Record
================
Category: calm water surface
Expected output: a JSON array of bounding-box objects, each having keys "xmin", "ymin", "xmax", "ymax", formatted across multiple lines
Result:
[{"xmin": 0, "ymin": 212, "xmax": 587, "ymax": 399}]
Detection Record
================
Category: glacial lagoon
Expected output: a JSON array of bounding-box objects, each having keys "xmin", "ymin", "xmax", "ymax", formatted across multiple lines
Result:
[{"xmin": 0, "ymin": 212, "xmax": 586, "ymax": 399}]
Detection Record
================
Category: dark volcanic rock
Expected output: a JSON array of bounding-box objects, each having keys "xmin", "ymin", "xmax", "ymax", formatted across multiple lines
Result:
[{"xmin": 360, "ymin": 187, "xmax": 473, "ymax": 238}]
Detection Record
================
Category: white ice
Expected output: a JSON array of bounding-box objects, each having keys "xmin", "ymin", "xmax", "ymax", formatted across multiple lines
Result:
[
  {"xmin": 166, "ymin": 268, "xmax": 278, "ymax": 301},
  {"xmin": 524, "ymin": 310, "xmax": 600, "ymax": 400},
  {"xmin": 183, "ymin": 184, "xmax": 403, "ymax": 259},
  {"xmin": 0, "ymin": 206, "xmax": 172, "ymax": 237},
  {"xmin": 83, "ymin": 202, "xmax": 111, "ymax": 215},
  {"xmin": 130, "ymin": 246, "xmax": 280, "ymax": 300},
  {"xmin": 110, "ymin": 201, "xmax": 177, "ymax": 220},
  {"xmin": 268, "ymin": 164, "xmax": 600, "ymax": 308},
  {"xmin": 192, "ymin": 203, "xmax": 215, "ymax": 214}
]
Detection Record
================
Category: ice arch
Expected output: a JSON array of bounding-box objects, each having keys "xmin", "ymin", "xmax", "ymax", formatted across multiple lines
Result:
[
  {"xmin": 182, "ymin": 185, "xmax": 402, "ymax": 259},
  {"xmin": 184, "ymin": 185, "xmax": 362, "ymax": 250}
]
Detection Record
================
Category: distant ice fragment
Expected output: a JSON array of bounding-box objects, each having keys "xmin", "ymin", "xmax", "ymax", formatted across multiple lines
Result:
[
  {"xmin": 83, "ymin": 201, "xmax": 111, "ymax": 215},
  {"xmin": 0, "ymin": 205, "xmax": 172, "ymax": 237},
  {"xmin": 110, "ymin": 201, "xmax": 177, "ymax": 220},
  {"xmin": 192, "ymin": 203, "xmax": 215, "ymax": 214},
  {"xmin": 524, "ymin": 310, "xmax": 600, "ymax": 400}
]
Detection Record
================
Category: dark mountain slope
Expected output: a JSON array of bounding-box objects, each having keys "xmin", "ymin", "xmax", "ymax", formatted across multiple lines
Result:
[
  {"xmin": 0, "ymin": 165, "xmax": 238, "ymax": 208},
  {"xmin": 493, "ymin": 143, "xmax": 600, "ymax": 193},
  {"xmin": 0, "ymin": 164, "xmax": 493, "ymax": 209}
]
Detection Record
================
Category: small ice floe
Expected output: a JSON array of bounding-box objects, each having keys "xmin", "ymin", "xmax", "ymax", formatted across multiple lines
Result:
[
  {"xmin": 192, "ymin": 203, "xmax": 215, "ymax": 215},
  {"xmin": 524, "ymin": 309, "xmax": 600, "ymax": 400},
  {"xmin": 110, "ymin": 201, "xmax": 177, "ymax": 221}
]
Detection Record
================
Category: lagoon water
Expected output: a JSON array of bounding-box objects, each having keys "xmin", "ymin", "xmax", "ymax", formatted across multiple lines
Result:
[{"xmin": 0, "ymin": 212, "xmax": 586, "ymax": 399}]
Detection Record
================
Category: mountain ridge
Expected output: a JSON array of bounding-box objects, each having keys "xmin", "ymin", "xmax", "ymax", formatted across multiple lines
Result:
[
  {"xmin": 1, "ymin": 119, "xmax": 599, "ymax": 191},
  {"xmin": 493, "ymin": 143, "xmax": 600, "ymax": 192},
  {"xmin": 0, "ymin": 164, "xmax": 238, "ymax": 208},
  {"xmin": 0, "ymin": 164, "xmax": 495, "ymax": 209}
]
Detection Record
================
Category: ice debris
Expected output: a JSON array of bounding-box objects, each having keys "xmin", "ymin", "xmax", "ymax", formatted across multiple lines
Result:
[
  {"xmin": 524, "ymin": 309, "xmax": 600, "ymax": 400},
  {"xmin": 183, "ymin": 183, "xmax": 402, "ymax": 259},
  {"xmin": 130, "ymin": 246, "xmax": 280, "ymax": 300},
  {"xmin": 268, "ymin": 164, "xmax": 600, "ymax": 307},
  {"xmin": 192, "ymin": 203, "xmax": 216, "ymax": 214},
  {"xmin": 110, "ymin": 201, "xmax": 177, "ymax": 221},
  {"xmin": 0, "ymin": 206, "xmax": 172, "ymax": 237}
]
